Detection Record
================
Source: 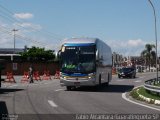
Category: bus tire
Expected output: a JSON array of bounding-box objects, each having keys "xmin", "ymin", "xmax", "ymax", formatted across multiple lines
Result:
[
  {"xmin": 106, "ymin": 73, "xmax": 110, "ymax": 86},
  {"xmin": 104, "ymin": 82, "xmax": 109, "ymax": 86},
  {"xmin": 99, "ymin": 74, "xmax": 101, "ymax": 85},
  {"xmin": 66, "ymin": 86, "xmax": 72, "ymax": 91}
]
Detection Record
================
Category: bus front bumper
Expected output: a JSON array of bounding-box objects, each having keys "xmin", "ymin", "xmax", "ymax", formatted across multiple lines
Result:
[{"xmin": 60, "ymin": 78, "xmax": 96, "ymax": 87}]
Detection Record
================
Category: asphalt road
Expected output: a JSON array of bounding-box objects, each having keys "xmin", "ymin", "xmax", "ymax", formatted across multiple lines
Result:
[{"xmin": 0, "ymin": 72, "xmax": 160, "ymax": 119}]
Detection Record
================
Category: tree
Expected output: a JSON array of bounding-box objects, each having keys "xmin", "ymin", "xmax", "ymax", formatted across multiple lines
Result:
[
  {"xmin": 141, "ymin": 44, "xmax": 156, "ymax": 71},
  {"xmin": 20, "ymin": 46, "xmax": 55, "ymax": 62}
]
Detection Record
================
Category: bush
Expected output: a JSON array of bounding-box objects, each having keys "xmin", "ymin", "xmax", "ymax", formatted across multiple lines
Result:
[{"xmin": 130, "ymin": 89, "xmax": 139, "ymax": 99}]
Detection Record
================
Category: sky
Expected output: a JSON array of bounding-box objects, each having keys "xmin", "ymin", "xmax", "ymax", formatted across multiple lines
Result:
[{"xmin": 0, "ymin": 0, "xmax": 160, "ymax": 57}]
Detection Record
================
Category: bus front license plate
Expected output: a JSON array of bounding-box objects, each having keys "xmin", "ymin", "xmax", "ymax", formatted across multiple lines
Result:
[{"xmin": 74, "ymin": 82, "xmax": 80, "ymax": 86}]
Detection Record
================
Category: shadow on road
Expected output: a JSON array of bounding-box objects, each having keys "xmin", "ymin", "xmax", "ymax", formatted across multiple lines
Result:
[
  {"xmin": 71, "ymin": 84, "xmax": 134, "ymax": 93},
  {"xmin": 0, "ymin": 88, "xmax": 24, "ymax": 94},
  {"xmin": 118, "ymin": 77, "xmax": 139, "ymax": 79},
  {"xmin": 0, "ymin": 101, "xmax": 8, "ymax": 119}
]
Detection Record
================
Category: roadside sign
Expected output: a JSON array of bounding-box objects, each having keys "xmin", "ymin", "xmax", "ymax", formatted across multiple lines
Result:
[{"xmin": 13, "ymin": 63, "xmax": 18, "ymax": 70}]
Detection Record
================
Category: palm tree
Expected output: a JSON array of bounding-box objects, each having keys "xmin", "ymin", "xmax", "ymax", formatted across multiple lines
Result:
[{"xmin": 141, "ymin": 44, "xmax": 156, "ymax": 71}]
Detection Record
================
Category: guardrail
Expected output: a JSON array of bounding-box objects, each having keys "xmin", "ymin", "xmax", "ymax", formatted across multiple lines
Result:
[{"xmin": 144, "ymin": 78, "xmax": 160, "ymax": 94}]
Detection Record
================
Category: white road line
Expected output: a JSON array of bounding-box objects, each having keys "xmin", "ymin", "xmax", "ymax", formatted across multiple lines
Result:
[
  {"xmin": 134, "ymin": 80, "xmax": 142, "ymax": 83},
  {"xmin": 30, "ymin": 83, "xmax": 39, "ymax": 86},
  {"xmin": 43, "ymin": 82, "xmax": 51, "ymax": 85},
  {"xmin": 117, "ymin": 79, "xmax": 124, "ymax": 82},
  {"xmin": 122, "ymin": 92, "xmax": 160, "ymax": 112},
  {"xmin": 139, "ymin": 76, "xmax": 145, "ymax": 79},
  {"xmin": 8, "ymin": 84, "xmax": 18, "ymax": 88},
  {"xmin": 48, "ymin": 100, "xmax": 58, "ymax": 107},
  {"xmin": 55, "ymin": 89, "xmax": 64, "ymax": 92}
]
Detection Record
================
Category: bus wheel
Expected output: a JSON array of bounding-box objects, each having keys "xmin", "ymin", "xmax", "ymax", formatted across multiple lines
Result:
[
  {"xmin": 105, "ymin": 73, "xmax": 110, "ymax": 86},
  {"xmin": 99, "ymin": 74, "xmax": 101, "ymax": 85},
  {"xmin": 105, "ymin": 80, "xmax": 109, "ymax": 86},
  {"xmin": 66, "ymin": 86, "xmax": 72, "ymax": 91},
  {"xmin": 105, "ymin": 82, "xmax": 109, "ymax": 86}
]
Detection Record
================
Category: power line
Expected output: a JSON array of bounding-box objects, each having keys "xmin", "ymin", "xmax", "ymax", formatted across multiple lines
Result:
[
  {"xmin": 0, "ymin": 3, "xmax": 65, "ymax": 40},
  {"xmin": 12, "ymin": 29, "xmax": 18, "ymax": 53},
  {"xmin": 0, "ymin": 4, "xmax": 62, "ymax": 49},
  {"xmin": 0, "ymin": 25, "xmax": 58, "ymax": 48}
]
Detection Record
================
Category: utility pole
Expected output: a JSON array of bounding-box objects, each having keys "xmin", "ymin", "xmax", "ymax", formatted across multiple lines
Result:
[
  {"xmin": 148, "ymin": 0, "xmax": 158, "ymax": 82},
  {"xmin": 12, "ymin": 29, "xmax": 18, "ymax": 54}
]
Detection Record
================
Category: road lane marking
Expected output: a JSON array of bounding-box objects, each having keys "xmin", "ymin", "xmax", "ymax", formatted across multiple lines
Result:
[
  {"xmin": 10, "ymin": 84, "xmax": 18, "ymax": 87},
  {"xmin": 122, "ymin": 92, "xmax": 160, "ymax": 111},
  {"xmin": 55, "ymin": 89, "xmax": 64, "ymax": 92},
  {"xmin": 43, "ymin": 82, "xmax": 51, "ymax": 85},
  {"xmin": 139, "ymin": 76, "xmax": 145, "ymax": 79},
  {"xmin": 48, "ymin": 100, "xmax": 58, "ymax": 107},
  {"xmin": 29, "ymin": 83, "xmax": 39, "ymax": 86},
  {"xmin": 116, "ymin": 79, "xmax": 124, "ymax": 82},
  {"xmin": 134, "ymin": 80, "xmax": 142, "ymax": 83}
]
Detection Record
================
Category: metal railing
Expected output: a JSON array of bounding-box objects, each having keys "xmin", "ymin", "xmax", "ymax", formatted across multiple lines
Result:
[{"xmin": 144, "ymin": 78, "xmax": 160, "ymax": 94}]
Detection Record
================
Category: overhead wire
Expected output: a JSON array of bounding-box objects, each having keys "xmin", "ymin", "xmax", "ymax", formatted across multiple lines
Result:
[
  {"xmin": 0, "ymin": 4, "xmax": 65, "ymax": 39},
  {"xmin": 0, "ymin": 3, "xmax": 64, "ymax": 48},
  {"xmin": 0, "ymin": 25, "xmax": 53, "ymax": 48}
]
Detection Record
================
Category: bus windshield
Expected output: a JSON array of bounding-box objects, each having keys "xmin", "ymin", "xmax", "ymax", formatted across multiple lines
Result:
[{"xmin": 61, "ymin": 45, "xmax": 96, "ymax": 74}]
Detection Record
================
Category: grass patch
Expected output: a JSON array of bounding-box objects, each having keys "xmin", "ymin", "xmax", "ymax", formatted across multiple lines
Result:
[
  {"xmin": 154, "ymin": 83, "xmax": 160, "ymax": 87},
  {"xmin": 138, "ymin": 87, "xmax": 160, "ymax": 100},
  {"xmin": 129, "ymin": 88, "xmax": 144, "ymax": 101},
  {"xmin": 130, "ymin": 88, "xmax": 139, "ymax": 99},
  {"xmin": 130, "ymin": 87, "xmax": 160, "ymax": 101}
]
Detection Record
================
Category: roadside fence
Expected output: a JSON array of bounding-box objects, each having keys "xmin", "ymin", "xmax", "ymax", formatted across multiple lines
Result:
[
  {"xmin": 5, "ymin": 72, "xmax": 16, "ymax": 83},
  {"xmin": 42, "ymin": 70, "xmax": 52, "ymax": 80},
  {"xmin": 3, "ymin": 70, "xmax": 60, "ymax": 84},
  {"xmin": 144, "ymin": 78, "xmax": 160, "ymax": 95},
  {"xmin": 33, "ymin": 71, "xmax": 41, "ymax": 81},
  {"xmin": 54, "ymin": 70, "xmax": 60, "ymax": 79},
  {"xmin": 21, "ymin": 71, "xmax": 29, "ymax": 83},
  {"xmin": 112, "ymin": 67, "xmax": 116, "ymax": 75}
]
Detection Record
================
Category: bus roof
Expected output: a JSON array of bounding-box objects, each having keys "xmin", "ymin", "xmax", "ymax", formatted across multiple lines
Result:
[{"xmin": 61, "ymin": 38, "xmax": 98, "ymax": 45}]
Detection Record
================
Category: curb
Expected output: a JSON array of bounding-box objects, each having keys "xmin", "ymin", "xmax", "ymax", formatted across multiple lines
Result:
[
  {"xmin": 122, "ymin": 92, "xmax": 160, "ymax": 111},
  {"xmin": 136, "ymin": 88, "xmax": 160, "ymax": 105},
  {"xmin": 122, "ymin": 83, "xmax": 160, "ymax": 112}
]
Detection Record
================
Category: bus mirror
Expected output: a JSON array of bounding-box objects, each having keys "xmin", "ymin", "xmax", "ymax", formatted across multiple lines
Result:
[
  {"xmin": 57, "ymin": 50, "xmax": 61, "ymax": 59},
  {"xmin": 96, "ymin": 50, "xmax": 99, "ymax": 60},
  {"xmin": 96, "ymin": 50, "xmax": 103, "ymax": 61}
]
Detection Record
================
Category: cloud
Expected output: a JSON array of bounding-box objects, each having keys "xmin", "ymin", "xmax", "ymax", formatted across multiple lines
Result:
[
  {"xmin": 127, "ymin": 39, "xmax": 145, "ymax": 47},
  {"xmin": 19, "ymin": 23, "xmax": 42, "ymax": 30},
  {"xmin": 13, "ymin": 22, "xmax": 42, "ymax": 32},
  {"xmin": 107, "ymin": 39, "xmax": 146, "ymax": 56},
  {"xmin": 0, "ymin": 20, "xmax": 43, "ymax": 48},
  {"xmin": 0, "ymin": 34, "xmax": 13, "ymax": 48},
  {"xmin": 14, "ymin": 13, "xmax": 33, "ymax": 19},
  {"xmin": 0, "ymin": 22, "xmax": 13, "ymax": 47}
]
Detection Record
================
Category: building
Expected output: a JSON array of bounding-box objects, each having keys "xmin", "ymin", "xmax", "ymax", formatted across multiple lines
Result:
[
  {"xmin": 112, "ymin": 52, "xmax": 125, "ymax": 67},
  {"xmin": 129, "ymin": 56, "xmax": 145, "ymax": 66},
  {"xmin": 0, "ymin": 48, "xmax": 25, "ymax": 61}
]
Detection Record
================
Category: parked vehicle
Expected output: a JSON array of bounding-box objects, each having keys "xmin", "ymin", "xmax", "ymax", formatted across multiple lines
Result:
[{"xmin": 118, "ymin": 67, "xmax": 136, "ymax": 78}]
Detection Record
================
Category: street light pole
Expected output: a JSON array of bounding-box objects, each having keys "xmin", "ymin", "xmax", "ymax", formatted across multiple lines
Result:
[
  {"xmin": 12, "ymin": 29, "xmax": 18, "ymax": 54},
  {"xmin": 148, "ymin": 0, "xmax": 158, "ymax": 81}
]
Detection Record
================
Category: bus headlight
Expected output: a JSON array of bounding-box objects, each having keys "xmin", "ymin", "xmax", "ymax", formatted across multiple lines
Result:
[
  {"xmin": 88, "ymin": 74, "xmax": 95, "ymax": 79},
  {"xmin": 62, "ymin": 76, "xmax": 67, "ymax": 79}
]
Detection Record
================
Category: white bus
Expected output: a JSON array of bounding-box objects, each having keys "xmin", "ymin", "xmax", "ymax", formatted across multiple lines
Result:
[{"xmin": 58, "ymin": 38, "xmax": 112, "ymax": 90}]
